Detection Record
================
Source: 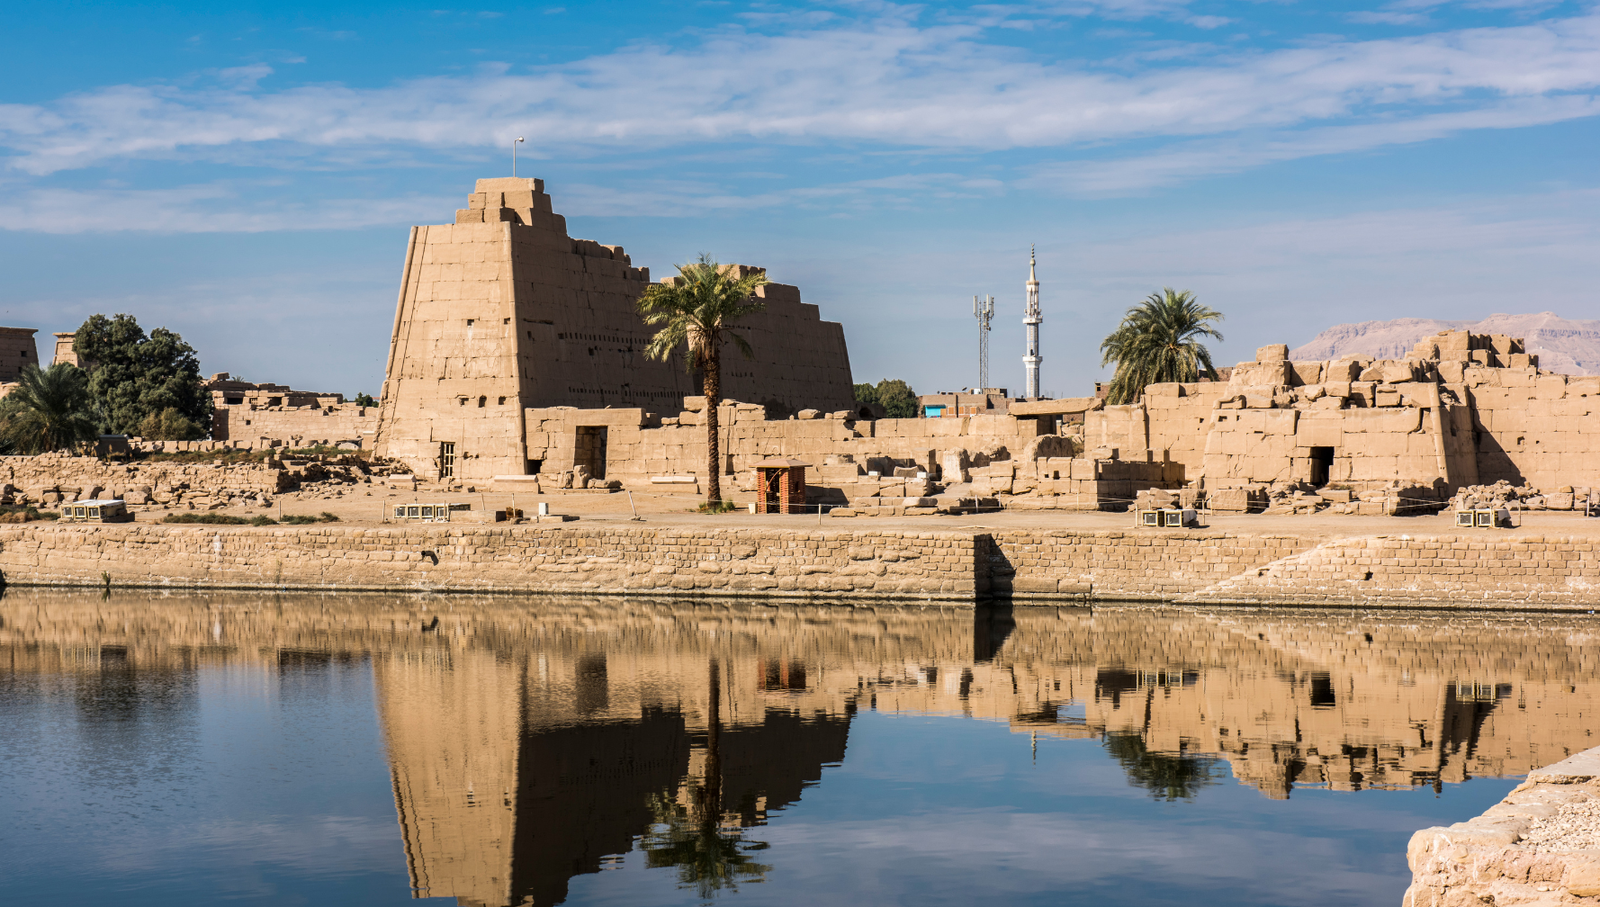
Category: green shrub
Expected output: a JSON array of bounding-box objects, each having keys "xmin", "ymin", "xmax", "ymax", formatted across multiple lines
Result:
[
  {"xmin": 0, "ymin": 504, "xmax": 56, "ymax": 523},
  {"xmin": 162, "ymin": 512, "xmax": 251, "ymax": 525},
  {"xmin": 279, "ymin": 512, "xmax": 339, "ymax": 525},
  {"xmin": 696, "ymin": 500, "xmax": 740, "ymax": 514},
  {"xmin": 249, "ymin": 515, "xmax": 277, "ymax": 526}
]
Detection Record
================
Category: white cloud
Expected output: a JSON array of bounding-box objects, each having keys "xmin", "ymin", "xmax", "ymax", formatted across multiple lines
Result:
[{"xmin": 0, "ymin": 8, "xmax": 1595, "ymax": 184}]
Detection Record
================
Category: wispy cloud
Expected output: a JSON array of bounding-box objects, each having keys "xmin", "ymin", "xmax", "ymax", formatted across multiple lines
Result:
[
  {"xmin": 1029, "ymin": 94, "xmax": 1600, "ymax": 194},
  {"xmin": 0, "ymin": 183, "xmax": 448, "ymax": 233},
  {"xmin": 0, "ymin": 8, "xmax": 1595, "ymax": 191}
]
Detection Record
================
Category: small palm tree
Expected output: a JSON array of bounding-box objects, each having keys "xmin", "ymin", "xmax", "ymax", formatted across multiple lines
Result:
[
  {"xmin": 0, "ymin": 363, "xmax": 100, "ymax": 454},
  {"xmin": 1099, "ymin": 288, "xmax": 1224, "ymax": 405},
  {"xmin": 637, "ymin": 255, "xmax": 769, "ymax": 506}
]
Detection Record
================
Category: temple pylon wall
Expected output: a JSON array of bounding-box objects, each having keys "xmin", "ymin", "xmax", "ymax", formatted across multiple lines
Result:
[{"xmin": 374, "ymin": 177, "xmax": 855, "ymax": 481}]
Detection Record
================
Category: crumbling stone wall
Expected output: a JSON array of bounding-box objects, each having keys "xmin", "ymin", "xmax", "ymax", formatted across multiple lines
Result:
[
  {"xmin": 1092, "ymin": 329, "xmax": 1599, "ymax": 501},
  {"xmin": 525, "ymin": 404, "xmax": 1048, "ymax": 492},
  {"xmin": 0, "ymin": 451, "xmax": 378, "ymax": 509},
  {"xmin": 212, "ymin": 401, "xmax": 377, "ymax": 448},
  {"xmin": 0, "ymin": 452, "xmax": 292, "ymax": 507}
]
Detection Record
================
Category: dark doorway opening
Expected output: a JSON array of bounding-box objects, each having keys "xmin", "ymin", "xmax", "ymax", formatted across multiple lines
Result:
[
  {"xmin": 574, "ymin": 426, "xmax": 608, "ymax": 480},
  {"xmin": 1309, "ymin": 446, "xmax": 1335, "ymax": 487}
]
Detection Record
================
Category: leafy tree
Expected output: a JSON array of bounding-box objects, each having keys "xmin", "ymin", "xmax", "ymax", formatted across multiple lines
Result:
[
  {"xmin": 874, "ymin": 379, "xmax": 918, "ymax": 418},
  {"xmin": 853, "ymin": 379, "xmax": 918, "ymax": 418},
  {"xmin": 138, "ymin": 407, "xmax": 201, "ymax": 441},
  {"xmin": 0, "ymin": 363, "xmax": 100, "ymax": 454},
  {"xmin": 1103, "ymin": 732, "xmax": 1223, "ymax": 801},
  {"xmin": 73, "ymin": 314, "xmax": 211, "ymax": 438},
  {"xmin": 637, "ymin": 255, "xmax": 769, "ymax": 506},
  {"xmin": 1098, "ymin": 289, "xmax": 1224, "ymax": 405},
  {"xmin": 353, "ymin": 392, "xmax": 377, "ymax": 408}
]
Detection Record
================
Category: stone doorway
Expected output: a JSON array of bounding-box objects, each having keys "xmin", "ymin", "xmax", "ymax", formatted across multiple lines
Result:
[
  {"xmin": 575, "ymin": 426, "xmax": 608, "ymax": 480},
  {"xmin": 1309, "ymin": 446, "xmax": 1335, "ymax": 488}
]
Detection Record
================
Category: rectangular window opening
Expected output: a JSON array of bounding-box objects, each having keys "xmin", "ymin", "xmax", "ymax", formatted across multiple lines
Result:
[{"xmin": 438, "ymin": 441, "xmax": 456, "ymax": 479}]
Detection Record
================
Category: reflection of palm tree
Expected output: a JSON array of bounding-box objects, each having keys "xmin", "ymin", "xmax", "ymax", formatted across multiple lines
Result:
[
  {"xmin": 1104, "ymin": 732, "xmax": 1222, "ymax": 801},
  {"xmin": 641, "ymin": 660, "xmax": 772, "ymax": 898}
]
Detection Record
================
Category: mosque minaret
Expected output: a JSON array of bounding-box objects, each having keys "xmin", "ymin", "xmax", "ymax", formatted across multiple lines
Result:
[{"xmin": 1023, "ymin": 245, "xmax": 1042, "ymax": 400}]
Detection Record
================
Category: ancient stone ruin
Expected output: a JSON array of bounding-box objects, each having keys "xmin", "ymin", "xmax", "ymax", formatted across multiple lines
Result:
[
  {"xmin": 372, "ymin": 177, "xmax": 856, "ymax": 482},
  {"xmin": 208, "ymin": 373, "xmax": 377, "ymax": 450},
  {"xmin": 487, "ymin": 327, "xmax": 1600, "ymax": 516}
]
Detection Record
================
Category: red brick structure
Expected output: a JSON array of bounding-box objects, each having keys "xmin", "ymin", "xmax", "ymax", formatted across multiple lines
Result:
[{"xmin": 754, "ymin": 458, "xmax": 810, "ymax": 514}]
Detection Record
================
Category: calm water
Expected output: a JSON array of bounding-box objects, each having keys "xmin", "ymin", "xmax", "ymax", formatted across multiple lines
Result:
[{"xmin": 2, "ymin": 592, "xmax": 1597, "ymax": 907}]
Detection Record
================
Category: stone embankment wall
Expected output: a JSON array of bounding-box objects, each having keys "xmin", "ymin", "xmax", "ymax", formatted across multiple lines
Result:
[
  {"xmin": 5, "ymin": 523, "xmax": 1600, "ymax": 606},
  {"xmin": 1178, "ymin": 533, "xmax": 1600, "ymax": 607},
  {"xmin": 990, "ymin": 530, "xmax": 1316, "ymax": 600},
  {"xmin": 1404, "ymin": 747, "xmax": 1600, "ymax": 907},
  {"xmin": 0, "ymin": 525, "xmax": 986, "ymax": 599}
]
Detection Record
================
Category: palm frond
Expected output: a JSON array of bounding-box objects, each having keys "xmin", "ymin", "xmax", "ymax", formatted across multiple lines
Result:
[
  {"xmin": 0, "ymin": 363, "xmax": 99, "ymax": 454},
  {"xmin": 1098, "ymin": 288, "xmax": 1225, "ymax": 404}
]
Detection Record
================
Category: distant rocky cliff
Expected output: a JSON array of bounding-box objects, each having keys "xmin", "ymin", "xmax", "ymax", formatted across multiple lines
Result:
[{"xmin": 1290, "ymin": 313, "xmax": 1600, "ymax": 375}]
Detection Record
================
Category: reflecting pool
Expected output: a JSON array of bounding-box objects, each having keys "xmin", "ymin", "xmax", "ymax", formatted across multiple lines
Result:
[{"xmin": 2, "ymin": 591, "xmax": 1597, "ymax": 906}]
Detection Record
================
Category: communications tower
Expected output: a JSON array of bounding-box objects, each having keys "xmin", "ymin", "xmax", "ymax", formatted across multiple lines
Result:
[
  {"xmin": 973, "ymin": 293, "xmax": 995, "ymax": 391},
  {"xmin": 1023, "ymin": 246, "xmax": 1042, "ymax": 399}
]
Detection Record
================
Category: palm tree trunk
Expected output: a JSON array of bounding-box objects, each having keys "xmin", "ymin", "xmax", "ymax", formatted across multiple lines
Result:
[{"xmin": 703, "ymin": 344, "xmax": 722, "ymax": 505}]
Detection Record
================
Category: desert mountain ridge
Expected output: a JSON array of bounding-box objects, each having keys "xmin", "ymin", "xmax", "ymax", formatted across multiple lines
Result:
[{"xmin": 1289, "ymin": 313, "xmax": 1600, "ymax": 376}]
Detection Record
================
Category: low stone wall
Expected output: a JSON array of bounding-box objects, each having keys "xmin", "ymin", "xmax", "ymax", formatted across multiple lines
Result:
[
  {"xmin": 0, "ymin": 525, "xmax": 985, "ymax": 600},
  {"xmin": 1178, "ymin": 533, "xmax": 1600, "ymax": 607},
  {"xmin": 4, "ymin": 523, "xmax": 1600, "ymax": 606},
  {"xmin": 991, "ymin": 530, "xmax": 1316, "ymax": 600},
  {"xmin": 1404, "ymin": 746, "xmax": 1600, "ymax": 906}
]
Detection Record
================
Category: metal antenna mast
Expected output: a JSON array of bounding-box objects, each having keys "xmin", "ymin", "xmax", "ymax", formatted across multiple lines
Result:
[
  {"xmin": 973, "ymin": 293, "xmax": 995, "ymax": 391},
  {"xmin": 1024, "ymin": 245, "xmax": 1042, "ymax": 399}
]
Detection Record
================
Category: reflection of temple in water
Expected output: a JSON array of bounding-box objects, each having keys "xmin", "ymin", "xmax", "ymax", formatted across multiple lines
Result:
[
  {"xmin": 4, "ymin": 591, "xmax": 1600, "ymax": 905},
  {"xmin": 378, "ymin": 650, "xmax": 850, "ymax": 906}
]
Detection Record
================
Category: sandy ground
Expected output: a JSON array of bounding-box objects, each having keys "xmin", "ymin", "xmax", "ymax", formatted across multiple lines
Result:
[{"xmin": 139, "ymin": 480, "xmax": 1600, "ymax": 538}]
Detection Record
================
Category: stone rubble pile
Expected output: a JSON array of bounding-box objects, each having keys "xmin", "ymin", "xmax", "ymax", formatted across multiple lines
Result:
[
  {"xmin": 1447, "ymin": 480, "xmax": 1595, "ymax": 512},
  {"xmin": 0, "ymin": 451, "xmax": 404, "ymax": 512}
]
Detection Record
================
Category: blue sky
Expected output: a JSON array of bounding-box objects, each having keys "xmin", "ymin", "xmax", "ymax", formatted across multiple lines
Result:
[{"xmin": 2, "ymin": 1, "xmax": 1597, "ymax": 398}]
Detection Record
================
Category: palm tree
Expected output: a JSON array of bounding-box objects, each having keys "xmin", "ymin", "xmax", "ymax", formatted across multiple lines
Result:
[
  {"xmin": 1098, "ymin": 289, "xmax": 1224, "ymax": 405},
  {"xmin": 0, "ymin": 363, "xmax": 100, "ymax": 454},
  {"xmin": 637, "ymin": 255, "xmax": 769, "ymax": 506}
]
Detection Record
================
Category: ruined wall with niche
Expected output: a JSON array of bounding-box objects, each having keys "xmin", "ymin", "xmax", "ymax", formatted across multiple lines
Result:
[
  {"xmin": 1086, "ymin": 330, "xmax": 1600, "ymax": 497},
  {"xmin": 524, "ymin": 403, "xmax": 1049, "ymax": 492}
]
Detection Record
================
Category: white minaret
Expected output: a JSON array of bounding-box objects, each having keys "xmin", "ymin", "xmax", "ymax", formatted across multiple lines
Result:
[{"xmin": 1023, "ymin": 245, "xmax": 1042, "ymax": 399}]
